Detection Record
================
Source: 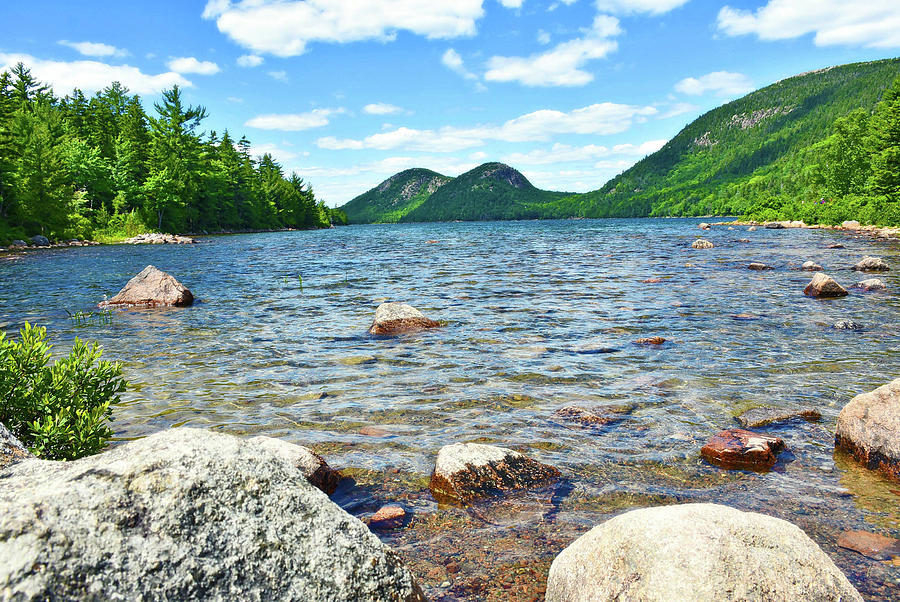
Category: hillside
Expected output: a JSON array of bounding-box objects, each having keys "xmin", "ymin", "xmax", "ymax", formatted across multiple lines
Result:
[
  {"xmin": 340, "ymin": 168, "xmax": 451, "ymax": 224},
  {"xmin": 547, "ymin": 57, "xmax": 900, "ymax": 219}
]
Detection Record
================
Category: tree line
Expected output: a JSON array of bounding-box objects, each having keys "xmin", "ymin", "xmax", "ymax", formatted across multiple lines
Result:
[{"xmin": 0, "ymin": 63, "xmax": 346, "ymax": 244}]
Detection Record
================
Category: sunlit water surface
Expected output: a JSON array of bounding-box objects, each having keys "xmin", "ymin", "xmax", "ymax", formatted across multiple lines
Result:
[{"xmin": 2, "ymin": 219, "xmax": 899, "ymax": 600}]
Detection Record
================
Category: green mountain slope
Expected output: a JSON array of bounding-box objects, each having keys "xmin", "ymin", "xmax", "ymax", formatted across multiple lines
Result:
[
  {"xmin": 547, "ymin": 57, "xmax": 900, "ymax": 219},
  {"xmin": 401, "ymin": 163, "xmax": 570, "ymax": 222},
  {"xmin": 340, "ymin": 168, "xmax": 451, "ymax": 224}
]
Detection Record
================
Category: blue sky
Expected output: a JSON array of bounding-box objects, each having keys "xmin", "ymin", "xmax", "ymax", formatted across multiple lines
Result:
[{"xmin": 2, "ymin": 1, "xmax": 899, "ymax": 206}]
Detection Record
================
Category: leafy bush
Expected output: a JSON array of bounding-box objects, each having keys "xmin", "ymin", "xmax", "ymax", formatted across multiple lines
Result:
[{"xmin": 0, "ymin": 323, "xmax": 126, "ymax": 460}]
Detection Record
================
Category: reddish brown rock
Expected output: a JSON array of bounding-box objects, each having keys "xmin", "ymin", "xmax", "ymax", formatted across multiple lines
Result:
[
  {"xmin": 100, "ymin": 265, "xmax": 194, "ymax": 308},
  {"xmin": 429, "ymin": 443, "xmax": 560, "ymax": 505},
  {"xmin": 635, "ymin": 336, "xmax": 666, "ymax": 345},
  {"xmin": 837, "ymin": 530, "xmax": 900, "ymax": 560},
  {"xmin": 359, "ymin": 426, "xmax": 389, "ymax": 437},
  {"xmin": 368, "ymin": 505, "xmax": 407, "ymax": 530},
  {"xmin": 803, "ymin": 273, "xmax": 848, "ymax": 298},
  {"xmin": 369, "ymin": 302, "xmax": 440, "ymax": 336},
  {"xmin": 643, "ymin": 277, "xmax": 662, "ymax": 283},
  {"xmin": 701, "ymin": 428, "xmax": 785, "ymax": 470}
]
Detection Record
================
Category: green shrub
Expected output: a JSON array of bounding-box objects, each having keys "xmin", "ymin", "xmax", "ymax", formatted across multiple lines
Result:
[{"xmin": 0, "ymin": 323, "xmax": 126, "ymax": 460}]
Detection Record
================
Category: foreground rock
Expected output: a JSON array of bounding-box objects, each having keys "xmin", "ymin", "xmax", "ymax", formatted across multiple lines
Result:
[
  {"xmin": 835, "ymin": 378, "xmax": 900, "ymax": 482},
  {"xmin": 801, "ymin": 260, "xmax": 823, "ymax": 271},
  {"xmin": 736, "ymin": 406, "xmax": 821, "ymax": 429},
  {"xmin": 853, "ymin": 256, "xmax": 890, "ymax": 271},
  {"xmin": 804, "ymin": 273, "xmax": 848, "ymax": 298},
  {"xmin": 691, "ymin": 239, "xmax": 714, "ymax": 249},
  {"xmin": 122, "ymin": 232, "xmax": 197, "ymax": 244},
  {"xmin": 0, "ymin": 429, "xmax": 425, "ymax": 601},
  {"xmin": 429, "ymin": 443, "xmax": 560, "ymax": 505},
  {"xmin": 854, "ymin": 278, "xmax": 886, "ymax": 291},
  {"xmin": 100, "ymin": 265, "xmax": 194, "ymax": 308},
  {"xmin": 701, "ymin": 428, "xmax": 785, "ymax": 470},
  {"xmin": 546, "ymin": 503, "xmax": 861, "ymax": 602},
  {"xmin": 248, "ymin": 435, "xmax": 342, "ymax": 495},
  {"xmin": 0, "ymin": 422, "xmax": 31, "ymax": 471},
  {"xmin": 369, "ymin": 302, "xmax": 440, "ymax": 336}
]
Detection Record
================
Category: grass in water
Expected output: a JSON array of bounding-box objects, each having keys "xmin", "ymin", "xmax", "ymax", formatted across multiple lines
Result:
[{"xmin": 66, "ymin": 309, "xmax": 113, "ymax": 327}]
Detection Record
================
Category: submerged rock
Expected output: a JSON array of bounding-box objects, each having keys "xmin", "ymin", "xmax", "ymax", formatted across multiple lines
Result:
[
  {"xmin": 837, "ymin": 530, "xmax": 900, "ymax": 561},
  {"xmin": 835, "ymin": 378, "xmax": 900, "ymax": 482},
  {"xmin": 801, "ymin": 261, "xmax": 823, "ymax": 271},
  {"xmin": 736, "ymin": 406, "xmax": 821, "ymax": 429},
  {"xmin": 429, "ymin": 442, "xmax": 560, "ymax": 505},
  {"xmin": 700, "ymin": 428, "xmax": 785, "ymax": 470},
  {"xmin": 0, "ymin": 429, "xmax": 425, "ymax": 601},
  {"xmin": 554, "ymin": 406, "xmax": 630, "ymax": 428},
  {"xmin": 854, "ymin": 278, "xmax": 886, "ymax": 291},
  {"xmin": 546, "ymin": 503, "xmax": 862, "ymax": 602},
  {"xmin": 747, "ymin": 262, "xmax": 773, "ymax": 270},
  {"xmin": 804, "ymin": 273, "xmax": 848, "ymax": 298},
  {"xmin": 368, "ymin": 505, "xmax": 407, "ymax": 530},
  {"xmin": 369, "ymin": 302, "xmax": 440, "ymax": 336},
  {"xmin": 635, "ymin": 336, "xmax": 666, "ymax": 345},
  {"xmin": 0, "ymin": 422, "xmax": 31, "ymax": 471},
  {"xmin": 100, "ymin": 265, "xmax": 194, "ymax": 308},
  {"xmin": 691, "ymin": 239, "xmax": 714, "ymax": 249},
  {"xmin": 853, "ymin": 256, "xmax": 890, "ymax": 272}
]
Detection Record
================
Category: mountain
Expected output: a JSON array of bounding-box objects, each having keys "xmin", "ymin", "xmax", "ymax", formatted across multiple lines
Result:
[
  {"xmin": 341, "ymin": 57, "xmax": 900, "ymax": 224},
  {"xmin": 340, "ymin": 168, "xmax": 451, "ymax": 224}
]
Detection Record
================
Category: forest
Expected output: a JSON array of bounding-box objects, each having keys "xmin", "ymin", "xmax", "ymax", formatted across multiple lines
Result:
[{"xmin": 0, "ymin": 63, "xmax": 346, "ymax": 245}]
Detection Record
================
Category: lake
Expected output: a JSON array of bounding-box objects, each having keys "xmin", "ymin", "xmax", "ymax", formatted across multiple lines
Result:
[{"xmin": 2, "ymin": 218, "xmax": 899, "ymax": 600}]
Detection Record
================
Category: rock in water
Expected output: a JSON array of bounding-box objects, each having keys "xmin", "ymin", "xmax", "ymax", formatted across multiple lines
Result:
[
  {"xmin": 833, "ymin": 320, "xmax": 864, "ymax": 330},
  {"xmin": 429, "ymin": 442, "xmax": 560, "ymax": 505},
  {"xmin": 0, "ymin": 422, "xmax": 31, "ymax": 471},
  {"xmin": 765, "ymin": 221, "xmax": 786, "ymax": 229},
  {"xmin": 736, "ymin": 406, "xmax": 821, "ymax": 429},
  {"xmin": 697, "ymin": 222, "xmax": 710, "ymax": 230},
  {"xmin": 801, "ymin": 261, "xmax": 823, "ymax": 271},
  {"xmin": 804, "ymin": 273, "xmax": 848, "ymax": 298},
  {"xmin": 700, "ymin": 428, "xmax": 785, "ymax": 470},
  {"xmin": 369, "ymin": 302, "xmax": 440, "ymax": 336},
  {"xmin": 100, "ymin": 265, "xmax": 194, "ymax": 308},
  {"xmin": 635, "ymin": 336, "xmax": 666, "ymax": 345},
  {"xmin": 248, "ymin": 435, "xmax": 342, "ymax": 495},
  {"xmin": 368, "ymin": 505, "xmax": 407, "ymax": 530},
  {"xmin": 835, "ymin": 378, "xmax": 900, "ymax": 482},
  {"xmin": 545, "ymin": 503, "xmax": 862, "ymax": 602},
  {"xmin": 837, "ymin": 530, "xmax": 900, "ymax": 561},
  {"xmin": 747, "ymin": 262, "xmax": 772, "ymax": 270},
  {"xmin": 747, "ymin": 226, "xmax": 757, "ymax": 231},
  {"xmin": 691, "ymin": 239, "xmax": 714, "ymax": 249},
  {"xmin": 0, "ymin": 429, "xmax": 425, "ymax": 601},
  {"xmin": 854, "ymin": 278, "xmax": 886, "ymax": 291},
  {"xmin": 853, "ymin": 256, "xmax": 890, "ymax": 272}
]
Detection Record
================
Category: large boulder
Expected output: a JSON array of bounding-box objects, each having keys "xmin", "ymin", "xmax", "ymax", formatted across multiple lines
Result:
[
  {"xmin": 835, "ymin": 378, "xmax": 900, "ymax": 482},
  {"xmin": 429, "ymin": 442, "xmax": 560, "ymax": 505},
  {"xmin": 30, "ymin": 235, "xmax": 50, "ymax": 247},
  {"xmin": 803, "ymin": 273, "xmax": 848, "ymax": 298},
  {"xmin": 248, "ymin": 435, "xmax": 342, "ymax": 495},
  {"xmin": 369, "ymin": 302, "xmax": 440, "ymax": 336},
  {"xmin": 0, "ymin": 422, "xmax": 31, "ymax": 471},
  {"xmin": 100, "ymin": 265, "xmax": 194, "ymax": 308},
  {"xmin": 0, "ymin": 429, "xmax": 425, "ymax": 601},
  {"xmin": 545, "ymin": 503, "xmax": 862, "ymax": 602},
  {"xmin": 852, "ymin": 256, "xmax": 890, "ymax": 272},
  {"xmin": 691, "ymin": 239, "xmax": 714, "ymax": 249}
]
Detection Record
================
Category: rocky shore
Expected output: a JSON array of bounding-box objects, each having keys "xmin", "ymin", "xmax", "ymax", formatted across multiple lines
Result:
[{"xmin": 711, "ymin": 218, "xmax": 900, "ymax": 239}]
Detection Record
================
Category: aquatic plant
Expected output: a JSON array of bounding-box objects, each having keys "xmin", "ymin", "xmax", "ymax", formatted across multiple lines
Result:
[
  {"xmin": 65, "ymin": 309, "xmax": 113, "ymax": 327},
  {"xmin": 0, "ymin": 323, "xmax": 126, "ymax": 460}
]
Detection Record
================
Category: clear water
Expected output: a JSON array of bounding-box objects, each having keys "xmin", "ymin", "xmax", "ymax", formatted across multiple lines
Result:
[{"xmin": 2, "ymin": 219, "xmax": 899, "ymax": 600}]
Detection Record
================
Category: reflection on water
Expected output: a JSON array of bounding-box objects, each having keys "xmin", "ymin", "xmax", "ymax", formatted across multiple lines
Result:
[{"xmin": 1, "ymin": 218, "xmax": 899, "ymax": 600}]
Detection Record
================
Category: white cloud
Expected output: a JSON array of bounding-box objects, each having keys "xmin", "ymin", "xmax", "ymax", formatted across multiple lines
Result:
[
  {"xmin": 717, "ymin": 1, "xmax": 900, "ymax": 48},
  {"xmin": 268, "ymin": 70, "xmax": 289, "ymax": 82},
  {"xmin": 0, "ymin": 53, "xmax": 191, "ymax": 95},
  {"xmin": 317, "ymin": 102, "xmax": 657, "ymax": 151},
  {"xmin": 594, "ymin": 0, "xmax": 688, "ymax": 15},
  {"xmin": 502, "ymin": 139, "xmax": 666, "ymax": 165},
  {"xmin": 658, "ymin": 101, "xmax": 698, "ymax": 118},
  {"xmin": 537, "ymin": 30, "xmax": 551, "ymax": 45},
  {"xmin": 58, "ymin": 40, "xmax": 128, "ymax": 58},
  {"xmin": 363, "ymin": 102, "xmax": 404, "ymax": 115},
  {"xmin": 484, "ymin": 16, "xmax": 620, "ymax": 86},
  {"xmin": 245, "ymin": 108, "xmax": 344, "ymax": 130},
  {"xmin": 203, "ymin": 0, "xmax": 485, "ymax": 57},
  {"xmin": 499, "ymin": 0, "xmax": 524, "ymax": 8},
  {"xmin": 442, "ymin": 48, "xmax": 477, "ymax": 80},
  {"xmin": 167, "ymin": 57, "xmax": 221, "ymax": 75},
  {"xmin": 249, "ymin": 143, "xmax": 301, "ymax": 165},
  {"xmin": 674, "ymin": 71, "xmax": 754, "ymax": 96},
  {"xmin": 237, "ymin": 54, "xmax": 264, "ymax": 67}
]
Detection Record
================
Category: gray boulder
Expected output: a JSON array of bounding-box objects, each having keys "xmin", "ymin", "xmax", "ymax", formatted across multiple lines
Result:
[
  {"xmin": 0, "ymin": 429, "xmax": 425, "ymax": 601},
  {"xmin": 836, "ymin": 378, "xmax": 900, "ymax": 483},
  {"xmin": 801, "ymin": 261, "xmax": 823, "ymax": 271},
  {"xmin": 100, "ymin": 265, "xmax": 194, "ymax": 308},
  {"xmin": 10, "ymin": 240, "xmax": 27, "ymax": 248},
  {"xmin": 0, "ymin": 422, "xmax": 31, "ymax": 471},
  {"xmin": 833, "ymin": 319, "xmax": 863, "ymax": 330},
  {"xmin": 546, "ymin": 503, "xmax": 861, "ymax": 602},
  {"xmin": 30, "ymin": 235, "xmax": 50, "ymax": 246},
  {"xmin": 429, "ymin": 442, "xmax": 559, "ymax": 505},
  {"xmin": 854, "ymin": 278, "xmax": 886, "ymax": 292},
  {"xmin": 853, "ymin": 256, "xmax": 890, "ymax": 272},
  {"xmin": 248, "ymin": 435, "xmax": 341, "ymax": 495},
  {"xmin": 804, "ymin": 273, "xmax": 848, "ymax": 298},
  {"xmin": 369, "ymin": 302, "xmax": 440, "ymax": 336},
  {"xmin": 691, "ymin": 239, "xmax": 714, "ymax": 249}
]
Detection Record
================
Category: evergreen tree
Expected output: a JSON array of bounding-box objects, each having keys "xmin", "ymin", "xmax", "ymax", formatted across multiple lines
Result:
[{"xmin": 869, "ymin": 75, "xmax": 900, "ymax": 198}]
